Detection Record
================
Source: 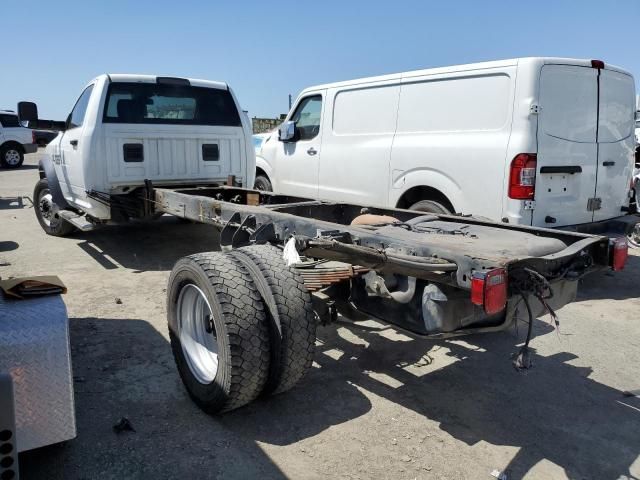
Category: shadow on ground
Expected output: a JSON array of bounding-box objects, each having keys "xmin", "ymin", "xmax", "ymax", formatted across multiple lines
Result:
[
  {"xmin": 0, "ymin": 196, "xmax": 28, "ymax": 210},
  {"xmin": 20, "ymin": 311, "xmax": 640, "ymax": 479},
  {"xmin": 73, "ymin": 216, "xmax": 221, "ymax": 271},
  {"xmin": 577, "ymin": 252, "xmax": 640, "ymax": 301}
]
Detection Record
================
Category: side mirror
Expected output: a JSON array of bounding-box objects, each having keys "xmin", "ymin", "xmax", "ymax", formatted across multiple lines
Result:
[
  {"xmin": 17, "ymin": 101, "xmax": 38, "ymax": 126},
  {"xmin": 278, "ymin": 121, "xmax": 296, "ymax": 142}
]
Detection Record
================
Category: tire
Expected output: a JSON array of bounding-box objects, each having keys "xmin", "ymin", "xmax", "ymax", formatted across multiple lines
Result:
[
  {"xmin": 254, "ymin": 174, "xmax": 273, "ymax": 192},
  {"xmin": 628, "ymin": 223, "xmax": 640, "ymax": 248},
  {"xmin": 0, "ymin": 144, "xmax": 24, "ymax": 168},
  {"xmin": 33, "ymin": 179, "xmax": 75, "ymax": 236},
  {"xmin": 230, "ymin": 244, "xmax": 317, "ymax": 395},
  {"xmin": 167, "ymin": 252, "xmax": 270, "ymax": 414},
  {"xmin": 408, "ymin": 199, "xmax": 452, "ymax": 214}
]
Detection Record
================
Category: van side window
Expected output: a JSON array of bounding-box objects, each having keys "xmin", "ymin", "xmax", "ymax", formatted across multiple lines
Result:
[
  {"xmin": 68, "ymin": 85, "xmax": 95, "ymax": 129},
  {"xmin": 291, "ymin": 95, "xmax": 322, "ymax": 141}
]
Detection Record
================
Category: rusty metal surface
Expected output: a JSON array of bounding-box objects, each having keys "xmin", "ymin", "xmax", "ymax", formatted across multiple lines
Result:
[{"xmin": 295, "ymin": 261, "xmax": 369, "ymax": 291}]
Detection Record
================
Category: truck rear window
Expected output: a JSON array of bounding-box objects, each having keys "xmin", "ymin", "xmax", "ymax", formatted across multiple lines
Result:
[{"xmin": 102, "ymin": 82, "xmax": 241, "ymax": 126}]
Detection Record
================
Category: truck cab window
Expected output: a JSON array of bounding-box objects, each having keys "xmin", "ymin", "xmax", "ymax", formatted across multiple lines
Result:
[
  {"xmin": 0, "ymin": 114, "xmax": 20, "ymax": 127},
  {"xmin": 69, "ymin": 85, "xmax": 94, "ymax": 129},
  {"xmin": 291, "ymin": 95, "xmax": 322, "ymax": 141}
]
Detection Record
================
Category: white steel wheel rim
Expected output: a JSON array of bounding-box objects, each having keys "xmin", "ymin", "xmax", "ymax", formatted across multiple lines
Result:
[
  {"xmin": 5, "ymin": 149, "xmax": 20, "ymax": 166},
  {"xmin": 178, "ymin": 284, "xmax": 219, "ymax": 384},
  {"xmin": 38, "ymin": 188, "xmax": 59, "ymax": 227},
  {"xmin": 628, "ymin": 223, "xmax": 640, "ymax": 248}
]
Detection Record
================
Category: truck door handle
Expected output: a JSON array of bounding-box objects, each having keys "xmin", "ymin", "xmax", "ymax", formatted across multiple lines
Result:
[
  {"xmin": 602, "ymin": 161, "xmax": 615, "ymax": 166},
  {"xmin": 70, "ymin": 140, "xmax": 78, "ymax": 147},
  {"xmin": 307, "ymin": 147, "xmax": 317, "ymax": 156}
]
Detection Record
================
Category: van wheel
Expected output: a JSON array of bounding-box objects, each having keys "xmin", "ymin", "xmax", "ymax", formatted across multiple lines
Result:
[
  {"xmin": 409, "ymin": 199, "xmax": 452, "ymax": 214},
  {"xmin": 254, "ymin": 174, "xmax": 272, "ymax": 192},
  {"xmin": 628, "ymin": 223, "xmax": 640, "ymax": 248},
  {"xmin": 230, "ymin": 244, "xmax": 317, "ymax": 395},
  {"xmin": 167, "ymin": 252, "xmax": 270, "ymax": 414},
  {"xmin": 0, "ymin": 145, "xmax": 24, "ymax": 168},
  {"xmin": 33, "ymin": 179, "xmax": 75, "ymax": 236}
]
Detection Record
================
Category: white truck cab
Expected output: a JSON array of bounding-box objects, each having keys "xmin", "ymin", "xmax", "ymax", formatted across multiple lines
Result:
[
  {"xmin": 256, "ymin": 57, "xmax": 639, "ymax": 236},
  {"xmin": 26, "ymin": 74, "xmax": 255, "ymax": 236},
  {"xmin": 0, "ymin": 110, "xmax": 37, "ymax": 168}
]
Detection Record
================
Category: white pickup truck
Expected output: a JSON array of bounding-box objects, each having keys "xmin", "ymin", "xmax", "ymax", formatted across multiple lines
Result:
[
  {"xmin": 0, "ymin": 110, "xmax": 38, "ymax": 168},
  {"xmin": 20, "ymin": 74, "xmax": 255, "ymax": 236}
]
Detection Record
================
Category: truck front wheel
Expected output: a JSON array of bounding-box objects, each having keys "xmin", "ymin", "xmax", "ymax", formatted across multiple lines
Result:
[
  {"xmin": 33, "ymin": 179, "xmax": 75, "ymax": 236},
  {"xmin": 167, "ymin": 252, "xmax": 271, "ymax": 414}
]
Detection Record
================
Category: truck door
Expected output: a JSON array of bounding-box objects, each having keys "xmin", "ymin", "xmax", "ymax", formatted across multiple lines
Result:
[
  {"xmin": 534, "ymin": 65, "xmax": 598, "ymax": 227},
  {"xmin": 593, "ymin": 68, "xmax": 636, "ymax": 222},
  {"xmin": 59, "ymin": 84, "xmax": 94, "ymax": 200},
  {"xmin": 272, "ymin": 93, "xmax": 324, "ymax": 199}
]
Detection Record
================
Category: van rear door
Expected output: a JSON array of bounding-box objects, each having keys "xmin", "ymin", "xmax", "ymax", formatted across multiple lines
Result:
[
  {"xmin": 534, "ymin": 65, "xmax": 598, "ymax": 227},
  {"xmin": 592, "ymin": 68, "xmax": 635, "ymax": 222}
]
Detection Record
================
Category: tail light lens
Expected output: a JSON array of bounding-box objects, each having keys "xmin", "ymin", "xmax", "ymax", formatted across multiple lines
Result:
[
  {"xmin": 610, "ymin": 237, "xmax": 628, "ymax": 271},
  {"xmin": 508, "ymin": 153, "xmax": 537, "ymax": 200},
  {"xmin": 32, "ymin": 130, "xmax": 36, "ymax": 143},
  {"xmin": 471, "ymin": 268, "xmax": 508, "ymax": 315}
]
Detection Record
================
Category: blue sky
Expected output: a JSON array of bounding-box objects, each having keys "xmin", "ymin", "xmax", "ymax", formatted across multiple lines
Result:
[{"xmin": 2, "ymin": 0, "xmax": 638, "ymax": 120}]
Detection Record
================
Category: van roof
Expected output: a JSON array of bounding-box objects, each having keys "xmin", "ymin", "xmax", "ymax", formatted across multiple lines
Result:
[
  {"xmin": 300, "ymin": 57, "xmax": 632, "ymax": 93},
  {"xmin": 90, "ymin": 74, "xmax": 228, "ymax": 90}
]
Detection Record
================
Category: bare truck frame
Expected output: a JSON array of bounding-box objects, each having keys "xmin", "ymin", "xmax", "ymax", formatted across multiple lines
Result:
[{"xmin": 151, "ymin": 184, "xmax": 627, "ymax": 414}]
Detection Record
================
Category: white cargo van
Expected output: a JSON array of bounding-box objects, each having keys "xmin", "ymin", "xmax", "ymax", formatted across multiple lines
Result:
[
  {"xmin": 22, "ymin": 74, "xmax": 255, "ymax": 236},
  {"xmin": 256, "ymin": 57, "xmax": 638, "ymax": 234},
  {"xmin": 0, "ymin": 110, "xmax": 37, "ymax": 168}
]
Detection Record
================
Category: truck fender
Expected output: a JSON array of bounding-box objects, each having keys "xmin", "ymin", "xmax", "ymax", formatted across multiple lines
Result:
[
  {"xmin": 255, "ymin": 155, "xmax": 274, "ymax": 182},
  {"xmin": 390, "ymin": 169, "xmax": 463, "ymax": 213},
  {"xmin": 38, "ymin": 155, "xmax": 70, "ymax": 209}
]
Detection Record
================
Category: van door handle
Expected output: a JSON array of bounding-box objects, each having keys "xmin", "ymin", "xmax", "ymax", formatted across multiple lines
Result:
[
  {"xmin": 307, "ymin": 147, "xmax": 317, "ymax": 156},
  {"xmin": 602, "ymin": 161, "xmax": 615, "ymax": 166},
  {"xmin": 70, "ymin": 140, "xmax": 78, "ymax": 147}
]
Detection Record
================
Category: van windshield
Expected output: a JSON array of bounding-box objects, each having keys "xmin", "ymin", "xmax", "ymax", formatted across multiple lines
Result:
[{"xmin": 103, "ymin": 82, "xmax": 241, "ymax": 126}]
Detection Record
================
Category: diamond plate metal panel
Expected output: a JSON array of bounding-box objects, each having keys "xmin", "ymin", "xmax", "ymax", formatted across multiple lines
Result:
[{"xmin": 0, "ymin": 294, "xmax": 76, "ymax": 452}]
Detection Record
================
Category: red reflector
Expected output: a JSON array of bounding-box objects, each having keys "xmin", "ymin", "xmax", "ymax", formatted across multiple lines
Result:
[
  {"xmin": 591, "ymin": 59, "xmax": 605, "ymax": 69},
  {"xmin": 508, "ymin": 153, "xmax": 537, "ymax": 200},
  {"xmin": 470, "ymin": 268, "xmax": 508, "ymax": 315},
  {"xmin": 610, "ymin": 237, "xmax": 628, "ymax": 271}
]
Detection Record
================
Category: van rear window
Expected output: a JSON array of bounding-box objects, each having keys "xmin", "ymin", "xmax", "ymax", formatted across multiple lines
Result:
[{"xmin": 103, "ymin": 82, "xmax": 241, "ymax": 126}]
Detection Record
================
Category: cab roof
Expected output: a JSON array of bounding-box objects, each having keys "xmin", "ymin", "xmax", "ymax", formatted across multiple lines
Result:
[{"xmin": 92, "ymin": 74, "xmax": 228, "ymax": 90}]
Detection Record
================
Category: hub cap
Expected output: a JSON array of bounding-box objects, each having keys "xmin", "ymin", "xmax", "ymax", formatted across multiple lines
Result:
[
  {"xmin": 628, "ymin": 223, "xmax": 640, "ymax": 248},
  {"xmin": 37, "ymin": 188, "xmax": 60, "ymax": 227},
  {"xmin": 4, "ymin": 149, "xmax": 21, "ymax": 166},
  {"xmin": 177, "ymin": 284, "xmax": 219, "ymax": 384}
]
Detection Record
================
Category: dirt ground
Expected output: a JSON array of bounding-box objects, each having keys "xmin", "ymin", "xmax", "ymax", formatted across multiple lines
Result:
[{"xmin": 2, "ymin": 152, "xmax": 640, "ymax": 479}]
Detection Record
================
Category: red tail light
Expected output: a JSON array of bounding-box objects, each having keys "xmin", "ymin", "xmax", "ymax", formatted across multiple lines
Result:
[
  {"xmin": 508, "ymin": 154, "xmax": 537, "ymax": 200},
  {"xmin": 471, "ymin": 268, "xmax": 508, "ymax": 315},
  {"xmin": 591, "ymin": 59, "xmax": 605, "ymax": 69},
  {"xmin": 32, "ymin": 130, "xmax": 36, "ymax": 143},
  {"xmin": 610, "ymin": 237, "xmax": 628, "ymax": 271}
]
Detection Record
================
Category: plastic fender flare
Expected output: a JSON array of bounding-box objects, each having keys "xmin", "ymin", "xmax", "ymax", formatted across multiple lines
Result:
[
  {"xmin": 38, "ymin": 155, "xmax": 70, "ymax": 209},
  {"xmin": 390, "ymin": 170, "xmax": 463, "ymax": 212}
]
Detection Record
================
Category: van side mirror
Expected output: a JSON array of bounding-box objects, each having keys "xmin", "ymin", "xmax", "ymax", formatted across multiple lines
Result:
[
  {"xmin": 17, "ymin": 101, "xmax": 38, "ymax": 126},
  {"xmin": 278, "ymin": 121, "xmax": 296, "ymax": 142}
]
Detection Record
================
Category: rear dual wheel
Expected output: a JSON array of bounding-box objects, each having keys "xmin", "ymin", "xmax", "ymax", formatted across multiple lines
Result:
[{"xmin": 167, "ymin": 245, "xmax": 317, "ymax": 414}]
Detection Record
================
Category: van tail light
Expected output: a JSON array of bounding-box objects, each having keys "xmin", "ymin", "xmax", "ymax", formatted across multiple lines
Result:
[
  {"xmin": 610, "ymin": 237, "xmax": 628, "ymax": 271},
  {"xmin": 471, "ymin": 268, "xmax": 508, "ymax": 315},
  {"xmin": 32, "ymin": 130, "xmax": 36, "ymax": 144},
  {"xmin": 508, "ymin": 154, "xmax": 537, "ymax": 200}
]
